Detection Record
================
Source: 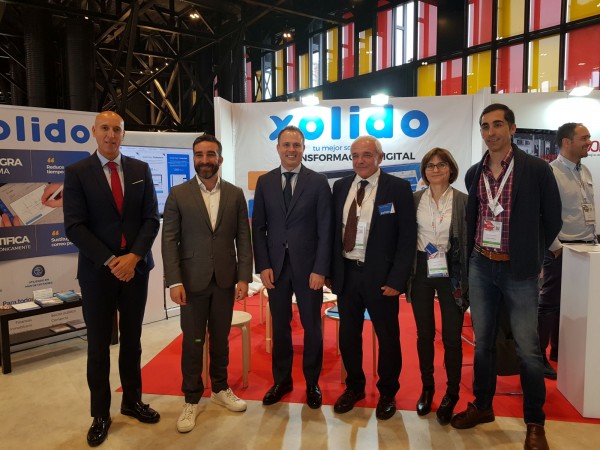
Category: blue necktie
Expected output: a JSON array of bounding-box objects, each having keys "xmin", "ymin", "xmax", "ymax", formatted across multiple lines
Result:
[{"xmin": 283, "ymin": 172, "xmax": 294, "ymax": 211}]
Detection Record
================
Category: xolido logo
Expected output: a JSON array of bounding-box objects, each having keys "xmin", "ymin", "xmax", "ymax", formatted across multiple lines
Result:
[
  {"xmin": 0, "ymin": 116, "xmax": 91, "ymax": 144},
  {"xmin": 269, "ymin": 105, "xmax": 429, "ymax": 141}
]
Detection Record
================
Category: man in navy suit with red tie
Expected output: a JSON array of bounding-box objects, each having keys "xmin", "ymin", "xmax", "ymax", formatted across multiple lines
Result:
[
  {"xmin": 252, "ymin": 125, "xmax": 333, "ymax": 409},
  {"xmin": 64, "ymin": 111, "xmax": 160, "ymax": 446}
]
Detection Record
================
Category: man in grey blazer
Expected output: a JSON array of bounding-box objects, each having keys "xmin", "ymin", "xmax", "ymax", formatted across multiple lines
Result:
[
  {"xmin": 162, "ymin": 134, "xmax": 253, "ymax": 433},
  {"xmin": 252, "ymin": 125, "xmax": 333, "ymax": 409}
]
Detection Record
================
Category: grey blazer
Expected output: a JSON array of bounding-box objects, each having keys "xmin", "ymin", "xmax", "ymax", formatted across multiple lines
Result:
[
  {"xmin": 161, "ymin": 177, "xmax": 253, "ymax": 293},
  {"xmin": 406, "ymin": 187, "xmax": 469, "ymax": 311}
]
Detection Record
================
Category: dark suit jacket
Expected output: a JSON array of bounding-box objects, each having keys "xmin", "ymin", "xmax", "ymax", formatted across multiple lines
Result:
[
  {"xmin": 252, "ymin": 164, "xmax": 333, "ymax": 281},
  {"xmin": 330, "ymin": 171, "xmax": 417, "ymax": 295},
  {"xmin": 161, "ymin": 177, "xmax": 253, "ymax": 292},
  {"xmin": 465, "ymin": 144, "xmax": 562, "ymax": 279},
  {"xmin": 63, "ymin": 152, "xmax": 159, "ymax": 280}
]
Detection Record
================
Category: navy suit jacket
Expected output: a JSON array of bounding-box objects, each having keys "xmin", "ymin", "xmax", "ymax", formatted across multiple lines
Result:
[
  {"xmin": 64, "ymin": 152, "xmax": 160, "ymax": 281},
  {"xmin": 330, "ymin": 171, "xmax": 417, "ymax": 295},
  {"xmin": 252, "ymin": 164, "xmax": 333, "ymax": 281},
  {"xmin": 465, "ymin": 144, "xmax": 562, "ymax": 279}
]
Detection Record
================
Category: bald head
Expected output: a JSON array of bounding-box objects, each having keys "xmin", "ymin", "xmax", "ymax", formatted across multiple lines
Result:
[{"xmin": 92, "ymin": 111, "xmax": 125, "ymax": 160}]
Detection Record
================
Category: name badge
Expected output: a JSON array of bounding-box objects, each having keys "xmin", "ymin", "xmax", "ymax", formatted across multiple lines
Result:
[
  {"xmin": 427, "ymin": 251, "xmax": 449, "ymax": 278},
  {"xmin": 355, "ymin": 221, "xmax": 367, "ymax": 249},
  {"xmin": 582, "ymin": 203, "xmax": 595, "ymax": 225},
  {"xmin": 482, "ymin": 219, "xmax": 502, "ymax": 249},
  {"xmin": 378, "ymin": 203, "xmax": 395, "ymax": 215}
]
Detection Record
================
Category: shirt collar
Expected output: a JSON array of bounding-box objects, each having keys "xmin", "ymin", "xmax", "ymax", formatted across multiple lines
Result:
[
  {"xmin": 197, "ymin": 175, "xmax": 221, "ymax": 193},
  {"xmin": 483, "ymin": 146, "xmax": 514, "ymax": 170},
  {"xmin": 352, "ymin": 168, "xmax": 380, "ymax": 188},
  {"xmin": 97, "ymin": 151, "xmax": 122, "ymax": 168},
  {"xmin": 280, "ymin": 165, "xmax": 301, "ymax": 175},
  {"xmin": 557, "ymin": 154, "xmax": 579, "ymax": 171}
]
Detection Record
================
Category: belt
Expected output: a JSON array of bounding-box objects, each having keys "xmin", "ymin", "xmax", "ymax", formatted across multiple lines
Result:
[
  {"xmin": 474, "ymin": 244, "xmax": 510, "ymax": 262},
  {"xmin": 344, "ymin": 258, "xmax": 365, "ymax": 267}
]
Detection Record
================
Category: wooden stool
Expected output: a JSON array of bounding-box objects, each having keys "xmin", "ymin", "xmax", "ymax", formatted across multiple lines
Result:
[
  {"xmin": 264, "ymin": 290, "xmax": 337, "ymax": 353},
  {"xmin": 322, "ymin": 306, "xmax": 377, "ymax": 383},
  {"xmin": 202, "ymin": 310, "xmax": 252, "ymax": 389}
]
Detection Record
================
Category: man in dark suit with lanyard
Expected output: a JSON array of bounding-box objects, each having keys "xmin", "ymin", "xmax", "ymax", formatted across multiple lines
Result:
[
  {"xmin": 330, "ymin": 135, "xmax": 417, "ymax": 420},
  {"xmin": 450, "ymin": 103, "xmax": 561, "ymax": 450},
  {"xmin": 252, "ymin": 125, "xmax": 333, "ymax": 409},
  {"xmin": 64, "ymin": 111, "xmax": 160, "ymax": 446}
]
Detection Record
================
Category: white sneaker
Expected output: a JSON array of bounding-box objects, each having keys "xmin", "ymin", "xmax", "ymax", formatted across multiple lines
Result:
[
  {"xmin": 176, "ymin": 403, "xmax": 199, "ymax": 433},
  {"xmin": 211, "ymin": 388, "xmax": 247, "ymax": 412}
]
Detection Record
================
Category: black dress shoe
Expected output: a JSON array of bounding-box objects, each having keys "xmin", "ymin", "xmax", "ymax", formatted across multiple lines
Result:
[
  {"xmin": 416, "ymin": 387, "xmax": 435, "ymax": 416},
  {"xmin": 262, "ymin": 381, "xmax": 293, "ymax": 405},
  {"xmin": 334, "ymin": 389, "xmax": 366, "ymax": 414},
  {"xmin": 306, "ymin": 384, "xmax": 322, "ymax": 409},
  {"xmin": 87, "ymin": 416, "xmax": 111, "ymax": 447},
  {"xmin": 121, "ymin": 401, "xmax": 160, "ymax": 423},
  {"xmin": 376, "ymin": 395, "xmax": 396, "ymax": 420},
  {"xmin": 543, "ymin": 357, "xmax": 557, "ymax": 380},
  {"xmin": 436, "ymin": 394, "xmax": 459, "ymax": 425}
]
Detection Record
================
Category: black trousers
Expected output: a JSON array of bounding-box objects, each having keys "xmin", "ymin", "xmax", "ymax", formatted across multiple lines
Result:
[
  {"xmin": 80, "ymin": 267, "xmax": 149, "ymax": 417},
  {"xmin": 180, "ymin": 278, "xmax": 235, "ymax": 403},
  {"xmin": 338, "ymin": 259, "xmax": 401, "ymax": 397},
  {"xmin": 268, "ymin": 252, "xmax": 323, "ymax": 386},
  {"xmin": 410, "ymin": 253, "xmax": 464, "ymax": 396},
  {"xmin": 538, "ymin": 250, "xmax": 562, "ymax": 356}
]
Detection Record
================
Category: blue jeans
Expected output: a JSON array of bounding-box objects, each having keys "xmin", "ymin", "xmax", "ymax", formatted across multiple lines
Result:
[{"xmin": 468, "ymin": 252, "xmax": 546, "ymax": 425}]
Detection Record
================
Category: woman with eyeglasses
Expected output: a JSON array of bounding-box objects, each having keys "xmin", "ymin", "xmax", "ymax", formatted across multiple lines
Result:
[{"xmin": 406, "ymin": 147, "xmax": 469, "ymax": 425}]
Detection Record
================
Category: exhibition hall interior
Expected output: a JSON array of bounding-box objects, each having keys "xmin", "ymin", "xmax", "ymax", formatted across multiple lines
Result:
[{"xmin": 1, "ymin": 1, "xmax": 600, "ymax": 449}]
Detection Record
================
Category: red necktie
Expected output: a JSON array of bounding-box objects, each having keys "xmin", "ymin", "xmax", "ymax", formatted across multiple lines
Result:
[{"xmin": 106, "ymin": 161, "xmax": 126, "ymax": 248}]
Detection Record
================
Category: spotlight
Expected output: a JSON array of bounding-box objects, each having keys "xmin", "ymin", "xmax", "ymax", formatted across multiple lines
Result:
[
  {"xmin": 190, "ymin": 12, "xmax": 200, "ymax": 19},
  {"xmin": 569, "ymin": 86, "xmax": 594, "ymax": 97},
  {"xmin": 371, "ymin": 93, "xmax": 389, "ymax": 105},
  {"xmin": 301, "ymin": 94, "xmax": 319, "ymax": 106}
]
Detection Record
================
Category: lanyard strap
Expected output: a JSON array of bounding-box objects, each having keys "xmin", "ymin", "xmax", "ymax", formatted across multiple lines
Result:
[
  {"xmin": 427, "ymin": 187, "xmax": 452, "ymax": 247},
  {"xmin": 483, "ymin": 158, "xmax": 514, "ymax": 217}
]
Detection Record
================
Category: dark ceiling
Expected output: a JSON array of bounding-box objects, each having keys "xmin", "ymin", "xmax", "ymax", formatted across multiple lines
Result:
[{"xmin": 0, "ymin": 0, "xmax": 383, "ymax": 131}]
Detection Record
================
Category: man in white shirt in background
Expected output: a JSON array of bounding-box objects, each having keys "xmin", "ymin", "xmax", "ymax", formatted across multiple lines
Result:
[{"xmin": 538, "ymin": 122, "xmax": 596, "ymax": 380}]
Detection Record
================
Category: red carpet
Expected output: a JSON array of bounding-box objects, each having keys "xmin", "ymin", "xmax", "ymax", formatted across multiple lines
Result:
[{"xmin": 139, "ymin": 294, "xmax": 600, "ymax": 424}]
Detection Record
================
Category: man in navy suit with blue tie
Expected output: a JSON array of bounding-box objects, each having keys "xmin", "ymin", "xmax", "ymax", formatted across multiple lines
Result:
[
  {"xmin": 252, "ymin": 125, "xmax": 333, "ymax": 409},
  {"xmin": 64, "ymin": 111, "xmax": 160, "ymax": 446}
]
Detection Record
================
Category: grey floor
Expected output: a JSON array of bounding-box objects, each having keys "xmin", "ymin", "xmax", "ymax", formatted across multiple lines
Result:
[{"xmin": 1, "ymin": 317, "xmax": 598, "ymax": 450}]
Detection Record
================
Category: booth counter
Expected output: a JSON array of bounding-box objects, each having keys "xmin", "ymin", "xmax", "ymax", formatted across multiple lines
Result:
[{"xmin": 557, "ymin": 244, "xmax": 600, "ymax": 418}]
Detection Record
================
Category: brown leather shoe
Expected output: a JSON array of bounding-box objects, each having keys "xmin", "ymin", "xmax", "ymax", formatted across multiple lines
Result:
[
  {"xmin": 450, "ymin": 402, "xmax": 495, "ymax": 429},
  {"xmin": 525, "ymin": 423, "xmax": 549, "ymax": 450}
]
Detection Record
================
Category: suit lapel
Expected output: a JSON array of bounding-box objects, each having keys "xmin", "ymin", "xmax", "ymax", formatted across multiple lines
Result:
[
  {"xmin": 214, "ymin": 180, "xmax": 229, "ymax": 230},
  {"xmin": 91, "ymin": 152, "xmax": 119, "ymax": 214},
  {"xmin": 188, "ymin": 178, "xmax": 213, "ymax": 230},
  {"xmin": 369, "ymin": 172, "xmax": 389, "ymax": 235},
  {"xmin": 510, "ymin": 146, "xmax": 523, "ymax": 205},
  {"xmin": 286, "ymin": 166, "xmax": 307, "ymax": 217}
]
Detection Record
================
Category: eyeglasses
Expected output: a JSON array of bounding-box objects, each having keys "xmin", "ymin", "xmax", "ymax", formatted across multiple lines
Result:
[{"xmin": 425, "ymin": 162, "xmax": 449, "ymax": 171}]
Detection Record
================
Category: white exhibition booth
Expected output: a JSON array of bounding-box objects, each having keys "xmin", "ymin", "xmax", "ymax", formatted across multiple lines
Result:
[{"xmin": 1, "ymin": 89, "xmax": 600, "ymax": 415}]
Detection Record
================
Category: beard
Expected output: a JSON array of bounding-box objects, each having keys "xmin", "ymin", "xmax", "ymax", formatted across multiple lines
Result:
[{"xmin": 195, "ymin": 163, "xmax": 219, "ymax": 179}]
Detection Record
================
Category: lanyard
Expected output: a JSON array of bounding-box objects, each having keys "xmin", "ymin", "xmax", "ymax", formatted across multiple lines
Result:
[
  {"xmin": 355, "ymin": 178, "xmax": 377, "ymax": 217},
  {"xmin": 483, "ymin": 158, "xmax": 514, "ymax": 217},
  {"xmin": 557, "ymin": 154, "xmax": 591, "ymax": 203},
  {"xmin": 427, "ymin": 187, "xmax": 452, "ymax": 248}
]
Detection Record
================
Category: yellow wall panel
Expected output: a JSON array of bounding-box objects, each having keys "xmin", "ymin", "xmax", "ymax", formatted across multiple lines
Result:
[
  {"xmin": 568, "ymin": 0, "xmax": 600, "ymax": 22},
  {"xmin": 417, "ymin": 64, "xmax": 436, "ymax": 96},
  {"xmin": 359, "ymin": 29, "xmax": 373, "ymax": 75},
  {"xmin": 497, "ymin": 0, "xmax": 525, "ymax": 39},
  {"xmin": 528, "ymin": 35, "xmax": 560, "ymax": 92},
  {"xmin": 467, "ymin": 51, "xmax": 491, "ymax": 94},
  {"xmin": 327, "ymin": 28, "xmax": 339, "ymax": 82},
  {"xmin": 299, "ymin": 53, "xmax": 309, "ymax": 90}
]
